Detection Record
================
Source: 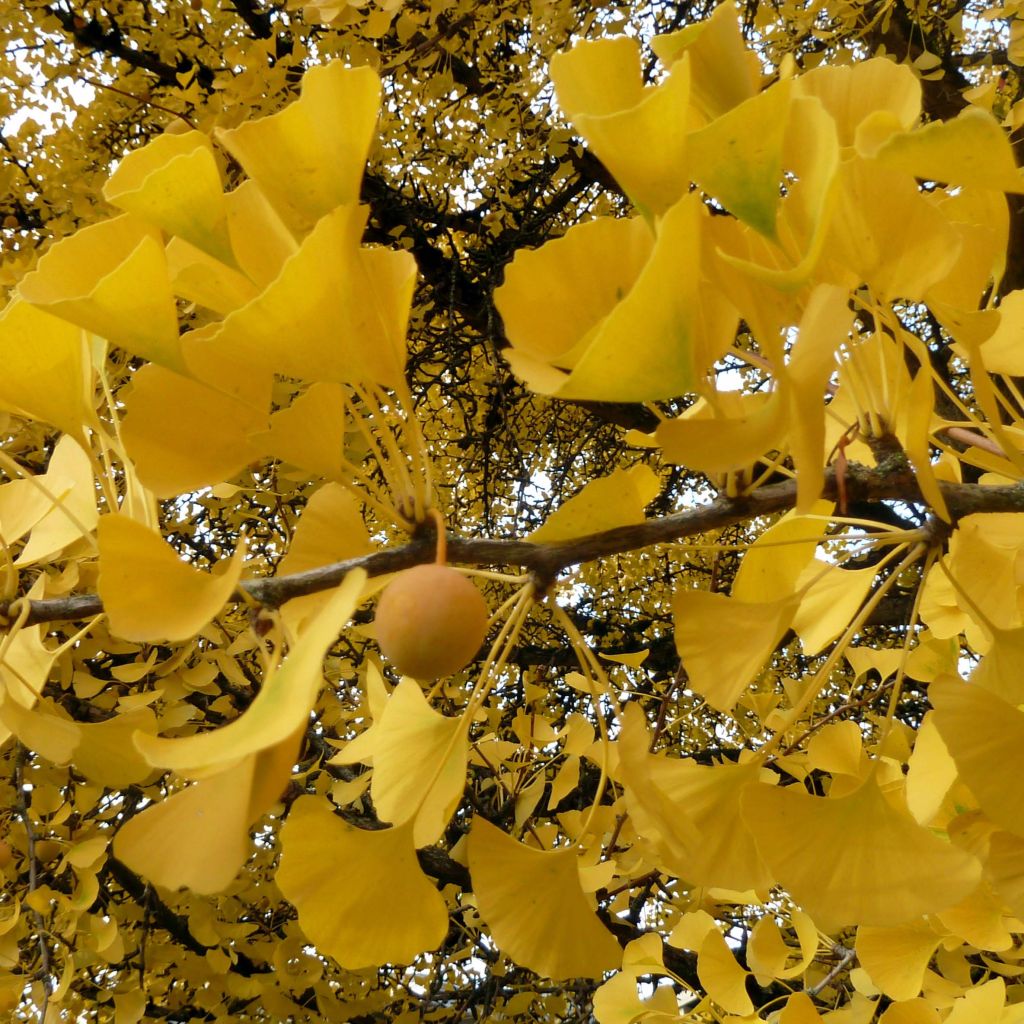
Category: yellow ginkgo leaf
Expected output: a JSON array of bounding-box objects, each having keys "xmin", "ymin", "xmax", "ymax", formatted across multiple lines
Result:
[
  {"xmin": 905, "ymin": 713, "xmax": 957, "ymax": 826},
  {"xmin": 732, "ymin": 504, "xmax": 832, "ymax": 604},
  {"xmin": 216, "ymin": 62, "xmax": 381, "ymax": 234},
  {"xmin": 942, "ymin": 978, "xmax": 1007, "ymax": 1024},
  {"xmin": 18, "ymin": 214, "xmax": 184, "ymax": 372},
  {"xmin": 792, "ymin": 561, "xmax": 876, "ymax": 656},
  {"xmin": 747, "ymin": 911, "xmax": 818, "ymax": 983},
  {"xmin": 468, "ymin": 817, "xmax": 622, "ymax": 979},
  {"xmin": 0, "ymin": 300, "xmax": 95, "ymax": 442},
  {"xmin": 929, "ymin": 676, "xmax": 1024, "ymax": 837},
  {"xmin": 0, "ymin": 617, "xmax": 55, "ymax": 725},
  {"xmin": 713, "ymin": 94, "xmax": 839, "ymax": 297},
  {"xmin": 938, "ymin": 881, "xmax": 1013, "ymax": 951},
  {"xmin": 274, "ymin": 480, "xmax": 373, "ymax": 638},
  {"xmin": 223, "ymin": 180, "xmax": 298, "ymax": 290},
  {"xmin": 114, "ymin": 727, "xmax": 301, "ymax": 893},
  {"xmin": 824, "ymin": 159, "xmax": 961, "ymax": 303},
  {"xmin": 98, "ymin": 514, "xmax": 245, "ymax": 643},
  {"xmin": 656, "ymin": 389, "xmax": 787, "ymax": 478},
  {"xmin": 134, "ymin": 571, "xmax": 364, "ymax": 772},
  {"xmin": 72, "ymin": 708, "xmax": 159, "ymax": 789},
  {"xmin": 618, "ymin": 704, "xmax": 773, "ymax": 892},
  {"xmin": 183, "ymin": 205, "xmax": 414, "ymax": 389},
  {"xmin": 255, "ymin": 382, "xmax": 360, "ymax": 483},
  {"xmin": 698, "ymin": 928, "xmax": 753, "ymax": 1017},
  {"xmin": 785, "ymin": 284, "xmax": 855, "ymax": 511},
  {"xmin": 988, "ymin": 830, "xmax": 1024, "ymax": 919},
  {"xmin": 673, "ymin": 589, "xmax": 799, "ymax": 713},
  {"xmin": 530, "ymin": 465, "xmax": 660, "ymax": 543},
  {"xmin": 779, "ymin": 992, "xmax": 825, "ymax": 1023},
  {"xmin": 551, "ymin": 37, "xmax": 692, "ymax": 215},
  {"xmin": 651, "ymin": 2, "xmax": 761, "ymax": 120},
  {"xmin": 369, "ymin": 679, "xmax": 467, "ymax": 847},
  {"xmin": 592, "ymin": 973, "xmax": 682, "ymax": 1024},
  {"xmin": 278, "ymin": 796, "xmax": 447, "ymax": 967},
  {"xmin": 742, "ymin": 774, "xmax": 981, "ymax": 928},
  {"xmin": 855, "ymin": 922, "xmax": 942, "ymax": 1001},
  {"xmin": 796, "ymin": 58, "xmax": 920, "ymax": 148},
  {"xmin": 120, "ymin": 363, "xmax": 268, "ymax": 498},
  {"xmin": 689, "ymin": 80, "xmax": 791, "ymax": 239},
  {"xmin": 103, "ymin": 130, "xmax": 234, "ymax": 266},
  {"xmin": 165, "ymin": 237, "xmax": 258, "ymax": 316},
  {"xmin": 496, "ymin": 215, "xmax": 654, "ymax": 368},
  {"xmin": 0, "ymin": 695, "xmax": 81, "ymax": 764},
  {"xmin": 504, "ymin": 195, "xmax": 704, "ymax": 402},
  {"xmin": 975, "ymin": 290, "xmax": 1024, "ymax": 375},
  {"xmin": 878, "ymin": 1000, "xmax": 941, "ymax": 1024},
  {"xmin": 13, "ymin": 435, "xmax": 99, "ymax": 567},
  {"xmin": 871, "ymin": 107, "xmax": 1024, "ymax": 193}
]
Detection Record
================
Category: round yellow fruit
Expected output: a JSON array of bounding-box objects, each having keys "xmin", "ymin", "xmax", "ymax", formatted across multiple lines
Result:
[{"xmin": 374, "ymin": 564, "xmax": 489, "ymax": 679}]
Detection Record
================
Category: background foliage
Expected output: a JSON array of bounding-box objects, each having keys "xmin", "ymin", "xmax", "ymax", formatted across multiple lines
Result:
[{"xmin": 3, "ymin": 1, "xmax": 1024, "ymax": 1022}]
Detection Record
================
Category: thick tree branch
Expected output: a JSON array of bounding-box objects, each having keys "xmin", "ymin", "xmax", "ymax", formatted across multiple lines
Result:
[{"xmin": 6, "ymin": 460, "xmax": 1024, "ymax": 628}]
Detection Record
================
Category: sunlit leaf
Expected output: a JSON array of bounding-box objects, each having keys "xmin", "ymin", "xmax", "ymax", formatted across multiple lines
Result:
[
  {"xmin": 369, "ymin": 679, "xmax": 467, "ymax": 847},
  {"xmin": 652, "ymin": 2, "xmax": 761, "ymax": 119},
  {"xmin": 551, "ymin": 37, "xmax": 692, "ymax": 215},
  {"xmin": 216, "ymin": 62, "xmax": 382, "ymax": 234},
  {"xmin": 184, "ymin": 205, "xmax": 413, "ymax": 389},
  {"xmin": 689, "ymin": 81, "xmax": 791, "ymax": 238},
  {"xmin": 135, "ymin": 571, "xmax": 365, "ymax": 771},
  {"xmin": 742, "ymin": 774, "xmax": 981, "ymax": 928},
  {"xmin": 0, "ymin": 301, "xmax": 95, "ymax": 442},
  {"xmin": 930, "ymin": 676, "xmax": 1024, "ymax": 837},
  {"xmin": 18, "ymin": 215, "xmax": 184, "ymax": 371},
  {"xmin": 120, "ymin": 363, "xmax": 268, "ymax": 497},
  {"xmin": 619, "ymin": 704, "xmax": 772, "ymax": 891},
  {"xmin": 98, "ymin": 514, "xmax": 245, "ymax": 642},
  {"xmin": 871, "ymin": 107, "xmax": 1024, "ymax": 193},
  {"xmin": 103, "ymin": 130, "xmax": 234, "ymax": 265},
  {"xmin": 114, "ymin": 727, "xmax": 301, "ymax": 893},
  {"xmin": 469, "ymin": 817, "xmax": 621, "ymax": 979},
  {"xmin": 530, "ymin": 464, "xmax": 659, "ymax": 543},
  {"xmin": 278, "ymin": 796, "xmax": 447, "ymax": 967},
  {"xmin": 855, "ymin": 923, "xmax": 941, "ymax": 1001},
  {"xmin": 674, "ymin": 589, "xmax": 799, "ymax": 713}
]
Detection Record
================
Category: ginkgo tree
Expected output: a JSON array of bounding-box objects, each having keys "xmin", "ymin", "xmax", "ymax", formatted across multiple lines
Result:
[{"xmin": 3, "ymin": 0, "xmax": 1024, "ymax": 1022}]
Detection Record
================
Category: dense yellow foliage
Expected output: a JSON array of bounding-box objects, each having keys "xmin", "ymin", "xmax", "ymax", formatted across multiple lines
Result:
[{"xmin": 2, "ymin": 1, "xmax": 1024, "ymax": 1022}]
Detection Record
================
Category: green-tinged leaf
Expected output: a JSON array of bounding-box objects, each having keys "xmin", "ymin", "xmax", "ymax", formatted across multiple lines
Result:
[
  {"xmin": 103, "ymin": 130, "xmax": 234, "ymax": 265},
  {"xmin": 689, "ymin": 81, "xmax": 791, "ymax": 239}
]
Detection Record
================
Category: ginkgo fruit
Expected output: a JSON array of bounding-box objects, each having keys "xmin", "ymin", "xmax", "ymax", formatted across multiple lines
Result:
[{"xmin": 374, "ymin": 564, "xmax": 489, "ymax": 678}]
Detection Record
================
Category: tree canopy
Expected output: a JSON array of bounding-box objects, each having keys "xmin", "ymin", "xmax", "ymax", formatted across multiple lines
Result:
[{"xmin": 4, "ymin": 0, "xmax": 1024, "ymax": 1021}]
